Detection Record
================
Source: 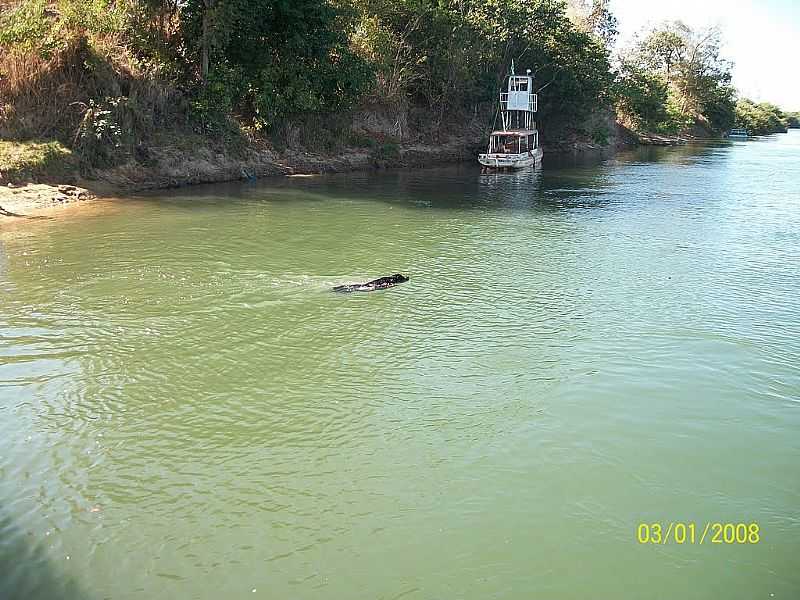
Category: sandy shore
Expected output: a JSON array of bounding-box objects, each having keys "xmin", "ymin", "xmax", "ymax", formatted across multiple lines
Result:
[{"xmin": 0, "ymin": 183, "xmax": 96, "ymax": 219}]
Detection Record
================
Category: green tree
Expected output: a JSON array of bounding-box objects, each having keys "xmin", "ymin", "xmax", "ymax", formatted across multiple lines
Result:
[
  {"xmin": 180, "ymin": 0, "xmax": 373, "ymax": 129},
  {"xmin": 348, "ymin": 0, "xmax": 614, "ymax": 138},
  {"xmin": 566, "ymin": 0, "xmax": 618, "ymax": 47},
  {"xmin": 735, "ymin": 99, "xmax": 788, "ymax": 135},
  {"xmin": 466, "ymin": 0, "xmax": 614, "ymax": 133},
  {"xmin": 618, "ymin": 21, "xmax": 736, "ymax": 135},
  {"xmin": 614, "ymin": 59, "xmax": 669, "ymax": 131}
]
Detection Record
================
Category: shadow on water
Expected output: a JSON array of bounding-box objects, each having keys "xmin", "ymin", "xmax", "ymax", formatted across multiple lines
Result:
[
  {"xmin": 0, "ymin": 509, "xmax": 92, "ymax": 600},
  {"xmin": 128, "ymin": 140, "xmax": 724, "ymax": 215}
]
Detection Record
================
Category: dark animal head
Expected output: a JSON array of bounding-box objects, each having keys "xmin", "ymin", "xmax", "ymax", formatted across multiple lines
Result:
[{"xmin": 392, "ymin": 274, "xmax": 409, "ymax": 283}]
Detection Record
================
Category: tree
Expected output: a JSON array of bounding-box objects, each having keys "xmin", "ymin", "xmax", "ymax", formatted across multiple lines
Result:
[
  {"xmin": 618, "ymin": 21, "xmax": 736, "ymax": 134},
  {"xmin": 180, "ymin": 0, "xmax": 373, "ymax": 128},
  {"xmin": 465, "ymin": 0, "xmax": 614, "ymax": 133},
  {"xmin": 614, "ymin": 59, "xmax": 669, "ymax": 130},
  {"xmin": 566, "ymin": 0, "xmax": 618, "ymax": 47},
  {"xmin": 735, "ymin": 99, "xmax": 788, "ymax": 134},
  {"xmin": 347, "ymin": 0, "xmax": 614, "ymax": 139}
]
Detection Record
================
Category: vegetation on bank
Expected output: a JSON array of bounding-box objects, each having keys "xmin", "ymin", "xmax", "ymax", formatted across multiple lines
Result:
[
  {"xmin": 0, "ymin": 0, "xmax": 796, "ymax": 184},
  {"xmin": 614, "ymin": 22, "xmax": 735, "ymax": 134},
  {"xmin": 734, "ymin": 100, "xmax": 795, "ymax": 135},
  {"xmin": 0, "ymin": 140, "xmax": 74, "ymax": 183}
]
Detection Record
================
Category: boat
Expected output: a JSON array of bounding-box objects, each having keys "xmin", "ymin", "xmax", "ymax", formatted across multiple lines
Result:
[
  {"xmin": 728, "ymin": 128, "xmax": 749, "ymax": 138},
  {"xmin": 479, "ymin": 65, "xmax": 543, "ymax": 170}
]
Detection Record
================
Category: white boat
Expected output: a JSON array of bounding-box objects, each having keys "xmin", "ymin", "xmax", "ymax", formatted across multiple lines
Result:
[
  {"xmin": 728, "ymin": 128, "xmax": 749, "ymax": 138},
  {"xmin": 479, "ymin": 67, "xmax": 542, "ymax": 170}
]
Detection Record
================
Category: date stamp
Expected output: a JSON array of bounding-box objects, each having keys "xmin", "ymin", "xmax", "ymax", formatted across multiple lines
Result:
[{"xmin": 636, "ymin": 522, "xmax": 760, "ymax": 545}]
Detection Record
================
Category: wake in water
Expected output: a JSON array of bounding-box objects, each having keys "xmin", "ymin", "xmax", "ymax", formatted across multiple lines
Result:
[{"xmin": 332, "ymin": 274, "xmax": 409, "ymax": 293}]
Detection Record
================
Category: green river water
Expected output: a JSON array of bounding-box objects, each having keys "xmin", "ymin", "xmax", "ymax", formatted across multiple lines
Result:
[{"xmin": 1, "ymin": 132, "xmax": 799, "ymax": 599}]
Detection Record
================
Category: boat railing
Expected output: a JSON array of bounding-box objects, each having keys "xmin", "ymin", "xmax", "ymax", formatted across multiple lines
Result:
[{"xmin": 499, "ymin": 92, "xmax": 537, "ymax": 113}]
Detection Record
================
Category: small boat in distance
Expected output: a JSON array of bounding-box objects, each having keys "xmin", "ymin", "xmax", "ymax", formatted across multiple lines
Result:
[
  {"xmin": 728, "ymin": 128, "xmax": 750, "ymax": 138},
  {"xmin": 479, "ymin": 65, "xmax": 543, "ymax": 170}
]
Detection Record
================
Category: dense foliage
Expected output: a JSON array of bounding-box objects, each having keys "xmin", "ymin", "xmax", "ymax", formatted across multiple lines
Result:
[
  {"xmin": 348, "ymin": 0, "xmax": 614, "ymax": 136},
  {"xmin": 180, "ymin": 0, "xmax": 373, "ymax": 130},
  {"xmin": 0, "ymin": 0, "xmax": 796, "ymax": 174},
  {"xmin": 734, "ymin": 99, "xmax": 791, "ymax": 135},
  {"xmin": 614, "ymin": 22, "xmax": 736, "ymax": 134},
  {"xmin": 0, "ymin": 0, "xmax": 615, "ymax": 136}
]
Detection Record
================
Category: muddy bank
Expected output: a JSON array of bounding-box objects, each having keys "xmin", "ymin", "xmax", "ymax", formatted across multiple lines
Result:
[
  {"xmin": 636, "ymin": 132, "xmax": 689, "ymax": 146},
  {"xmin": 97, "ymin": 138, "xmax": 483, "ymax": 192},
  {"xmin": 0, "ymin": 138, "xmax": 480, "ymax": 218},
  {"xmin": 0, "ymin": 137, "xmax": 484, "ymax": 219},
  {"xmin": 97, "ymin": 131, "xmax": 628, "ymax": 194},
  {"xmin": 1, "ymin": 122, "xmax": 645, "ymax": 220}
]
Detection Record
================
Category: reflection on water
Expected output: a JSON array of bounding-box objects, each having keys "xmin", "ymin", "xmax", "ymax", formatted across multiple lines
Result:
[{"xmin": 1, "ymin": 133, "xmax": 800, "ymax": 600}]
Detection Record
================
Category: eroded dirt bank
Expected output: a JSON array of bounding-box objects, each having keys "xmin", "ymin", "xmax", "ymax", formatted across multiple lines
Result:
[{"xmin": 0, "ymin": 120, "xmax": 653, "ymax": 221}]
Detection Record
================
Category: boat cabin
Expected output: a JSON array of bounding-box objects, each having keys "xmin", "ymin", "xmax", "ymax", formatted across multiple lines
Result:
[
  {"xmin": 501, "ymin": 75, "xmax": 537, "ymax": 112},
  {"xmin": 500, "ymin": 75, "xmax": 537, "ymax": 130},
  {"xmin": 487, "ymin": 130, "xmax": 539, "ymax": 155}
]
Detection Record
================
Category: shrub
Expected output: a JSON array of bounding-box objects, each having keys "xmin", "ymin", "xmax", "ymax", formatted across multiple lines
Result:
[
  {"xmin": 591, "ymin": 126, "xmax": 610, "ymax": 145},
  {"xmin": 371, "ymin": 141, "xmax": 400, "ymax": 162},
  {"xmin": 72, "ymin": 98, "xmax": 126, "ymax": 171}
]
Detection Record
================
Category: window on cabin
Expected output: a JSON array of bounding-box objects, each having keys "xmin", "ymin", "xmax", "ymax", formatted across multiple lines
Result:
[
  {"xmin": 510, "ymin": 78, "xmax": 529, "ymax": 92},
  {"xmin": 493, "ymin": 135, "xmax": 524, "ymax": 154}
]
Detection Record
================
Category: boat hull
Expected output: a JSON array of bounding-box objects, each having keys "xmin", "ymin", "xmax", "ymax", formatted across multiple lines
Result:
[{"xmin": 478, "ymin": 148, "xmax": 543, "ymax": 170}]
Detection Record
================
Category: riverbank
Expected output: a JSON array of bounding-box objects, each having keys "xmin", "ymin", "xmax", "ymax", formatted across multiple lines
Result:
[
  {"xmin": 0, "ymin": 118, "xmax": 715, "ymax": 220},
  {"xmin": 0, "ymin": 135, "xmax": 481, "ymax": 218},
  {"xmin": 0, "ymin": 183, "xmax": 97, "ymax": 218},
  {"xmin": 96, "ymin": 136, "xmax": 484, "ymax": 191},
  {"xmin": 2, "ymin": 128, "xmax": 621, "ymax": 218}
]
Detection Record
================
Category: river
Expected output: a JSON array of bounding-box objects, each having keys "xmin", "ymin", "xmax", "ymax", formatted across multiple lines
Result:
[{"xmin": 1, "ymin": 132, "xmax": 799, "ymax": 599}]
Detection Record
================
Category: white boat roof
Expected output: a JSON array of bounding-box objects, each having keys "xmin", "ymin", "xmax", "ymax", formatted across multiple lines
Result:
[{"xmin": 490, "ymin": 129, "xmax": 538, "ymax": 136}]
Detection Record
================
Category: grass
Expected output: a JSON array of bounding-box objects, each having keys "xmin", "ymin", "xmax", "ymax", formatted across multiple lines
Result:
[{"xmin": 0, "ymin": 140, "xmax": 76, "ymax": 184}]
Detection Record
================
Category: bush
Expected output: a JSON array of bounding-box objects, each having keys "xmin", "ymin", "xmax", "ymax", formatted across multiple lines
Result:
[
  {"xmin": 189, "ymin": 65, "xmax": 244, "ymax": 135},
  {"xmin": 348, "ymin": 132, "xmax": 377, "ymax": 148},
  {"xmin": 735, "ymin": 99, "xmax": 788, "ymax": 135},
  {"xmin": 181, "ymin": 0, "xmax": 374, "ymax": 132},
  {"xmin": 614, "ymin": 61, "xmax": 669, "ymax": 131},
  {"xmin": 72, "ymin": 98, "xmax": 126, "ymax": 171},
  {"xmin": 591, "ymin": 126, "xmax": 610, "ymax": 145},
  {"xmin": 371, "ymin": 141, "xmax": 400, "ymax": 162},
  {"xmin": 0, "ymin": 0, "xmax": 52, "ymax": 52}
]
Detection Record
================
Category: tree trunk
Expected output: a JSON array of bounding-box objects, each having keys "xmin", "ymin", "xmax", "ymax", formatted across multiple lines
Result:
[{"xmin": 201, "ymin": 0, "xmax": 215, "ymax": 82}]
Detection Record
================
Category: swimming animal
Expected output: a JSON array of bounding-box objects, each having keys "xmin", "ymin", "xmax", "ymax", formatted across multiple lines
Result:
[{"xmin": 333, "ymin": 274, "xmax": 409, "ymax": 293}]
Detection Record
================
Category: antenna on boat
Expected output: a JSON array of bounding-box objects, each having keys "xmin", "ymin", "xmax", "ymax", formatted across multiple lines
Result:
[{"xmin": 510, "ymin": 59, "xmax": 515, "ymax": 75}]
